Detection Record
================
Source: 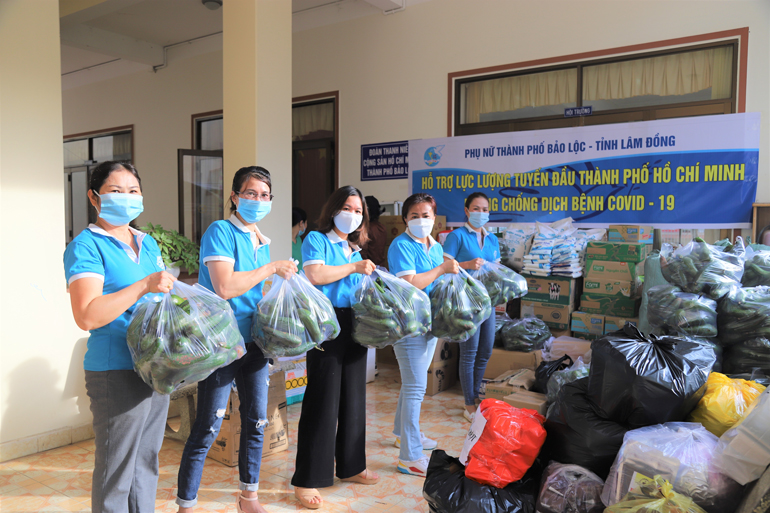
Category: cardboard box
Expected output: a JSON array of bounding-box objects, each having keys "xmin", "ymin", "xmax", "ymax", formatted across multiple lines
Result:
[
  {"xmin": 571, "ymin": 311, "xmax": 604, "ymax": 336},
  {"xmin": 661, "ymin": 229, "xmax": 680, "ymax": 245},
  {"xmin": 586, "ymin": 242, "xmax": 649, "ymax": 263},
  {"xmin": 549, "ymin": 328, "xmax": 571, "ymax": 338},
  {"xmin": 520, "ymin": 300, "xmax": 572, "ymax": 331},
  {"xmin": 582, "ymin": 277, "xmax": 637, "ymax": 297},
  {"xmin": 608, "ymin": 225, "xmax": 654, "ymax": 244},
  {"xmin": 426, "ymin": 354, "xmax": 458, "ymax": 396},
  {"xmin": 285, "ymin": 359, "xmax": 307, "ymax": 405},
  {"xmin": 483, "ymin": 347, "xmax": 542, "ymax": 379},
  {"xmin": 580, "ymin": 294, "xmax": 641, "ymax": 317},
  {"xmin": 502, "ymin": 389, "xmax": 548, "ymax": 416},
  {"xmin": 208, "ymin": 372, "xmax": 288, "ymax": 467},
  {"xmin": 548, "ymin": 336, "xmax": 593, "ymax": 363},
  {"xmin": 521, "ymin": 275, "xmax": 579, "ymax": 306},
  {"xmin": 585, "ymin": 259, "xmax": 640, "ymax": 281},
  {"xmin": 571, "ymin": 331, "xmax": 601, "ymax": 341},
  {"xmin": 604, "ymin": 315, "xmax": 639, "ymax": 333},
  {"xmin": 484, "ymin": 369, "xmax": 536, "ymax": 400},
  {"xmin": 380, "ymin": 215, "xmax": 446, "ymax": 245},
  {"xmin": 433, "ymin": 339, "xmax": 458, "ymax": 363}
]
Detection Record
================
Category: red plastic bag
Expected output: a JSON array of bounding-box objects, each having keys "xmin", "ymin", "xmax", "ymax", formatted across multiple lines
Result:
[{"xmin": 460, "ymin": 398, "xmax": 546, "ymax": 488}]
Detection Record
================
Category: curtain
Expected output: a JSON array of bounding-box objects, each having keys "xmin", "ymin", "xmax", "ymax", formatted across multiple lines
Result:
[
  {"xmin": 113, "ymin": 132, "xmax": 132, "ymax": 159},
  {"xmin": 583, "ymin": 46, "xmax": 733, "ymax": 102},
  {"xmin": 464, "ymin": 68, "xmax": 577, "ymax": 124},
  {"xmin": 200, "ymin": 119, "xmax": 223, "ymax": 151},
  {"xmin": 293, "ymin": 102, "xmax": 334, "ymax": 141}
]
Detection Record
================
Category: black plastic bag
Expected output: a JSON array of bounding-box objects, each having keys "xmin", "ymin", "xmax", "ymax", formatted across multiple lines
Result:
[
  {"xmin": 543, "ymin": 378, "xmax": 629, "ymax": 479},
  {"xmin": 532, "ymin": 355, "xmax": 573, "ymax": 394},
  {"xmin": 423, "ymin": 450, "xmax": 540, "ymax": 513},
  {"xmin": 587, "ymin": 323, "xmax": 715, "ymax": 427}
]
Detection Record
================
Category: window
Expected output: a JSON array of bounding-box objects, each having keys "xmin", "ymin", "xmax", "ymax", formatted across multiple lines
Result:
[
  {"xmin": 193, "ymin": 113, "xmax": 223, "ymax": 150},
  {"xmin": 63, "ymin": 127, "xmax": 133, "ymax": 244},
  {"xmin": 455, "ymin": 41, "xmax": 737, "ymax": 136}
]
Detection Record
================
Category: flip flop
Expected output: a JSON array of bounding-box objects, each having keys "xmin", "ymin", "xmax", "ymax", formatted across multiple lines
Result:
[
  {"xmin": 340, "ymin": 468, "xmax": 380, "ymax": 485},
  {"xmin": 294, "ymin": 487, "xmax": 323, "ymax": 510}
]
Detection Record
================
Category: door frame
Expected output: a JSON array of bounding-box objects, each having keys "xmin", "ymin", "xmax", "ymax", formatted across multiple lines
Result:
[{"xmin": 177, "ymin": 149, "xmax": 224, "ymax": 242}]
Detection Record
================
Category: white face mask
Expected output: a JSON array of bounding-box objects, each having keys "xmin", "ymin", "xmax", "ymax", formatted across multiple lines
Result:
[
  {"xmin": 408, "ymin": 218, "xmax": 434, "ymax": 239},
  {"xmin": 333, "ymin": 210, "xmax": 363, "ymax": 234}
]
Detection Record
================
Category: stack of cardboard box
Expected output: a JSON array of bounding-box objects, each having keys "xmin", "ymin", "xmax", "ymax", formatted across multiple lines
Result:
[
  {"xmin": 519, "ymin": 275, "xmax": 579, "ymax": 337},
  {"xmin": 426, "ymin": 339, "xmax": 458, "ymax": 396}
]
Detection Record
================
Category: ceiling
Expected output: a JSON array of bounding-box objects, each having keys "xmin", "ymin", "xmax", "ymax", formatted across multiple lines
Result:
[{"xmin": 60, "ymin": 0, "xmax": 413, "ymax": 85}]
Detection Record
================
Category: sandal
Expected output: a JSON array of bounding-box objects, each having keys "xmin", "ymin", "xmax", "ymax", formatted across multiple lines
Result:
[
  {"xmin": 294, "ymin": 487, "xmax": 323, "ymax": 510},
  {"xmin": 340, "ymin": 468, "xmax": 380, "ymax": 485}
]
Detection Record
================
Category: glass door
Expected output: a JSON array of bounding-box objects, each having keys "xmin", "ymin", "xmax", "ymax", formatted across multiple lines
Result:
[
  {"xmin": 64, "ymin": 165, "xmax": 96, "ymax": 244},
  {"xmin": 178, "ymin": 149, "xmax": 224, "ymax": 245}
]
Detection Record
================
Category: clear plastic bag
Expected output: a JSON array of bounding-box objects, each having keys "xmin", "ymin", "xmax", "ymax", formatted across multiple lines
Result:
[
  {"xmin": 500, "ymin": 316, "xmax": 551, "ymax": 352},
  {"xmin": 502, "ymin": 223, "xmax": 536, "ymax": 272},
  {"xmin": 429, "ymin": 268, "xmax": 492, "ymax": 342},
  {"xmin": 717, "ymin": 286, "xmax": 770, "ymax": 346},
  {"xmin": 127, "ymin": 281, "xmax": 246, "ymax": 394},
  {"xmin": 546, "ymin": 356, "xmax": 590, "ymax": 403},
  {"xmin": 714, "ymin": 388, "xmax": 770, "ymax": 485},
  {"xmin": 602, "ymin": 423, "xmax": 743, "ymax": 513},
  {"xmin": 351, "ymin": 268, "xmax": 430, "ymax": 349},
  {"xmin": 723, "ymin": 337, "xmax": 770, "ymax": 375},
  {"xmin": 470, "ymin": 261, "xmax": 528, "ymax": 306},
  {"xmin": 605, "ymin": 476, "xmax": 708, "ymax": 513},
  {"xmin": 661, "ymin": 239, "xmax": 744, "ymax": 300},
  {"xmin": 587, "ymin": 324, "xmax": 716, "ymax": 428},
  {"xmin": 688, "ymin": 372, "xmax": 766, "ymax": 437},
  {"xmin": 638, "ymin": 250, "xmax": 667, "ymax": 337},
  {"xmin": 741, "ymin": 246, "xmax": 770, "ymax": 287},
  {"xmin": 646, "ymin": 284, "xmax": 718, "ymax": 338},
  {"xmin": 536, "ymin": 461, "xmax": 605, "ymax": 513},
  {"xmin": 251, "ymin": 271, "xmax": 340, "ymax": 358}
]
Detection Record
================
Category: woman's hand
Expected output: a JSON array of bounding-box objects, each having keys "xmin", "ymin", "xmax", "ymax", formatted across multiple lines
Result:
[
  {"xmin": 461, "ymin": 258, "xmax": 485, "ymax": 271},
  {"xmin": 145, "ymin": 271, "xmax": 176, "ymax": 294},
  {"xmin": 355, "ymin": 259, "xmax": 376, "ymax": 276},
  {"xmin": 273, "ymin": 260, "xmax": 299, "ymax": 280},
  {"xmin": 441, "ymin": 259, "xmax": 460, "ymax": 275}
]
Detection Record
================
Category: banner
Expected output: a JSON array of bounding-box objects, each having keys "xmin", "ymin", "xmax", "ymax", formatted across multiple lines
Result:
[
  {"xmin": 409, "ymin": 113, "xmax": 760, "ymax": 228},
  {"xmin": 361, "ymin": 141, "xmax": 409, "ymax": 181}
]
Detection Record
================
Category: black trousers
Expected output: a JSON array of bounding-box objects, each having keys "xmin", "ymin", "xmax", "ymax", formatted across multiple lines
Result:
[{"xmin": 291, "ymin": 307, "xmax": 368, "ymax": 488}]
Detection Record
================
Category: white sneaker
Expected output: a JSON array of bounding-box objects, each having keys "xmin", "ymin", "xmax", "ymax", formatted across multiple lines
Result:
[
  {"xmin": 394, "ymin": 432, "xmax": 438, "ymax": 450},
  {"xmin": 397, "ymin": 455, "xmax": 430, "ymax": 477},
  {"xmin": 463, "ymin": 409, "xmax": 475, "ymax": 422}
]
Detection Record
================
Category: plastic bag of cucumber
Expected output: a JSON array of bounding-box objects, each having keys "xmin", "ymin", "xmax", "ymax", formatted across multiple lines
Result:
[
  {"xmin": 351, "ymin": 269, "xmax": 431, "ymax": 349},
  {"xmin": 470, "ymin": 261, "xmax": 528, "ymax": 306},
  {"xmin": 127, "ymin": 281, "xmax": 246, "ymax": 394},
  {"xmin": 252, "ymin": 272, "xmax": 340, "ymax": 358},
  {"xmin": 429, "ymin": 269, "xmax": 492, "ymax": 342}
]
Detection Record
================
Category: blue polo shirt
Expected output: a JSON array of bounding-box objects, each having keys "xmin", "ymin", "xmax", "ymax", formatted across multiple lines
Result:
[
  {"xmin": 199, "ymin": 215, "xmax": 271, "ymax": 340},
  {"xmin": 302, "ymin": 230, "xmax": 362, "ymax": 308},
  {"xmin": 443, "ymin": 223, "xmax": 501, "ymax": 264},
  {"xmin": 63, "ymin": 224, "xmax": 166, "ymax": 372},
  {"xmin": 388, "ymin": 230, "xmax": 444, "ymax": 296}
]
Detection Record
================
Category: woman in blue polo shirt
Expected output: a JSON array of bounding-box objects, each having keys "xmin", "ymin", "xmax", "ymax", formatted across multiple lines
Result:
[
  {"xmin": 176, "ymin": 167, "xmax": 297, "ymax": 513},
  {"xmin": 64, "ymin": 161, "xmax": 176, "ymax": 512},
  {"xmin": 291, "ymin": 186, "xmax": 378, "ymax": 510},
  {"xmin": 387, "ymin": 193, "xmax": 459, "ymax": 477},
  {"xmin": 442, "ymin": 192, "xmax": 501, "ymax": 422}
]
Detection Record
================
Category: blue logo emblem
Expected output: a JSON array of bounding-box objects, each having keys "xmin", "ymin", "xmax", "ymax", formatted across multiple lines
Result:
[{"xmin": 424, "ymin": 145, "xmax": 444, "ymax": 167}]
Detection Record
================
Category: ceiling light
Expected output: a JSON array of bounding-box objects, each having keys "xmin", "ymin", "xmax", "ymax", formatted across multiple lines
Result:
[{"xmin": 202, "ymin": 0, "xmax": 222, "ymax": 10}]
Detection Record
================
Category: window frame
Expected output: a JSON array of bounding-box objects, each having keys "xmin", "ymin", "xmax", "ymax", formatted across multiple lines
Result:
[
  {"xmin": 191, "ymin": 110, "xmax": 223, "ymax": 150},
  {"xmin": 63, "ymin": 124, "xmax": 134, "ymax": 166}
]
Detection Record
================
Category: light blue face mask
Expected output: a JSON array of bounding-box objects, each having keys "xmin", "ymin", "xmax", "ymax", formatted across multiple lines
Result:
[
  {"xmin": 237, "ymin": 197, "xmax": 272, "ymax": 223},
  {"xmin": 468, "ymin": 211, "xmax": 490, "ymax": 228},
  {"xmin": 298, "ymin": 227, "xmax": 306, "ymax": 236},
  {"xmin": 96, "ymin": 193, "xmax": 144, "ymax": 226}
]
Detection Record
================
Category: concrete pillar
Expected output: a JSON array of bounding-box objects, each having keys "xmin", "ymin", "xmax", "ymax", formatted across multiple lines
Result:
[{"xmin": 223, "ymin": 0, "xmax": 293, "ymax": 260}]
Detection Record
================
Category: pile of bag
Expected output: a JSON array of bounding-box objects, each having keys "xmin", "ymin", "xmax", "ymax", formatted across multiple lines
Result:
[
  {"xmin": 127, "ymin": 282, "xmax": 246, "ymax": 394},
  {"xmin": 660, "ymin": 238, "xmax": 744, "ymax": 300},
  {"xmin": 646, "ymin": 284, "xmax": 717, "ymax": 338},
  {"xmin": 741, "ymin": 245, "xmax": 770, "ymax": 286},
  {"xmin": 350, "ymin": 269, "xmax": 431, "ymax": 349},
  {"xmin": 470, "ymin": 261, "xmax": 528, "ymax": 307},
  {"xmin": 252, "ymin": 272, "xmax": 340, "ymax": 357},
  {"xmin": 429, "ymin": 270, "xmax": 491, "ymax": 342},
  {"xmin": 717, "ymin": 286, "xmax": 770, "ymax": 375}
]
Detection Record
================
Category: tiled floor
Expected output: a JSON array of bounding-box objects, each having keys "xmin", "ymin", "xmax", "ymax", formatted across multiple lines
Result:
[{"xmin": 0, "ymin": 365, "xmax": 470, "ymax": 512}]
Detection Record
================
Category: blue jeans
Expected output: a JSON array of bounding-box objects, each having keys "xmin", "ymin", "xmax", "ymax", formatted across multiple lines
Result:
[
  {"xmin": 176, "ymin": 345, "xmax": 269, "ymax": 507},
  {"xmin": 459, "ymin": 311, "xmax": 495, "ymax": 406},
  {"xmin": 393, "ymin": 334, "xmax": 438, "ymax": 462}
]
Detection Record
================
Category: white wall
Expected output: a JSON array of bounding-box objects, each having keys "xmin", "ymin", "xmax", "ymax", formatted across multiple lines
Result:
[
  {"xmin": 0, "ymin": 0, "xmax": 92, "ymax": 452},
  {"xmin": 292, "ymin": 0, "xmax": 770, "ymax": 205},
  {"xmin": 62, "ymin": 43, "xmax": 224, "ymax": 232}
]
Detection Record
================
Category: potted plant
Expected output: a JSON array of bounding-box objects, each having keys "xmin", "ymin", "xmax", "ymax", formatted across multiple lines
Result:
[{"xmin": 141, "ymin": 223, "xmax": 199, "ymax": 278}]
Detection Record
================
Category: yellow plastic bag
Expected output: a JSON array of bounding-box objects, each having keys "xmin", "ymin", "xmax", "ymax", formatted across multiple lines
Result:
[
  {"xmin": 687, "ymin": 372, "xmax": 765, "ymax": 436},
  {"xmin": 605, "ymin": 475, "xmax": 707, "ymax": 513}
]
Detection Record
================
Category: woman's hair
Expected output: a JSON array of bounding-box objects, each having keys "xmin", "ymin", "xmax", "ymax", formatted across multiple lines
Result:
[
  {"xmin": 464, "ymin": 192, "xmax": 489, "ymax": 209},
  {"xmin": 89, "ymin": 161, "xmax": 141, "ymax": 193},
  {"xmin": 292, "ymin": 207, "xmax": 307, "ymax": 227},
  {"xmin": 228, "ymin": 166, "xmax": 272, "ymax": 213},
  {"xmin": 316, "ymin": 185, "xmax": 369, "ymax": 247},
  {"xmin": 401, "ymin": 193, "xmax": 437, "ymax": 223}
]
